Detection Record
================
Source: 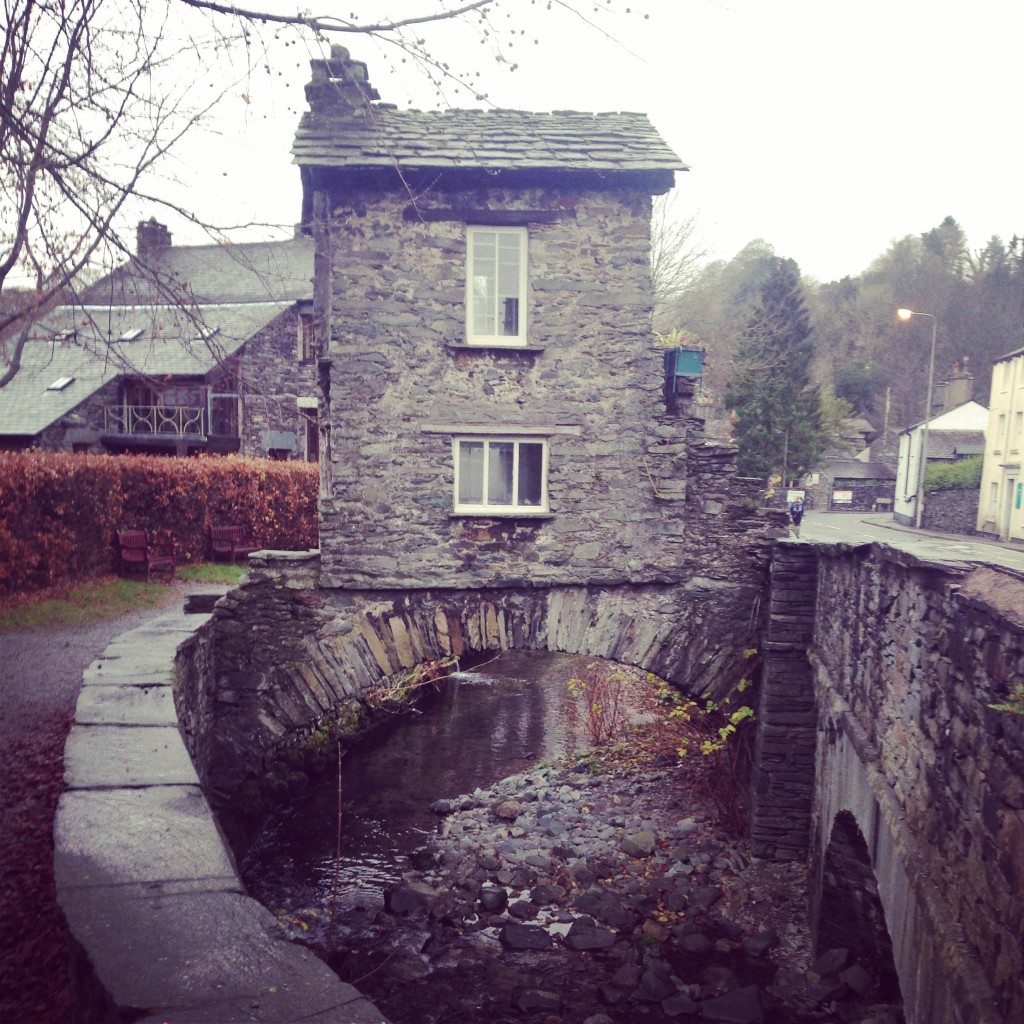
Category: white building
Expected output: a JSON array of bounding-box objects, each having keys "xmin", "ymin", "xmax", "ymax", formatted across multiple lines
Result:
[
  {"xmin": 976, "ymin": 347, "xmax": 1024, "ymax": 541},
  {"xmin": 893, "ymin": 365, "xmax": 988, "ymax": 526}
]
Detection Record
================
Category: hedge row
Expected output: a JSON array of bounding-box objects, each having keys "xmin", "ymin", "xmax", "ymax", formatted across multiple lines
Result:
[
  {"xmin": 925, "ymin": 454, "xmax": 984, "ymax": 493},
  {"xmin": 0, "ymin": 452, "xmax": 319, "ymax": 596}
]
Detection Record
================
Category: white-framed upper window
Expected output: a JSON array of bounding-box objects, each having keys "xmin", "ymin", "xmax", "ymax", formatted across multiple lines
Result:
[
  {"xmin": 466, "ymin": 226, "xmax": 527, "ymax": 346},
  {"xmin": 454, "ymin": 436, "xmax": 547, "ymax": 513}
]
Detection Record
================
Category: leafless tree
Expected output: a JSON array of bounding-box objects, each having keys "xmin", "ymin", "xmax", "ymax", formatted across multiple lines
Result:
[
  {"xmin": 0, "ymin": 0, "xmax": 644, "ymax": 387},
  {"xmin": 650, "ymin": 191, "xmax": 706, "ymax": 334}
]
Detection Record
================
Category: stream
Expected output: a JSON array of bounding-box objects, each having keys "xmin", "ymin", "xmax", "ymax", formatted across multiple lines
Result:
[{"xmin": 241, "ymin": 650, "xmax": 585, "ymax": 924}]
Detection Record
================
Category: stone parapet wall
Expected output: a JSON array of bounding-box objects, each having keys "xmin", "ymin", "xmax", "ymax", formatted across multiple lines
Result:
[
  {"xmin": 54, "ymin": 601, "xmax": 383, "ymax": 1024},
  {"xmin": 750, "ymin": 542, "xmax": 819, "ymax": 860},
  {"xmin": 921, "ymin": 486, "xmax": 982, "ymax": 536},
  {"xmin": 810, "ymin": 547, "xmax": 1024, "ymax": 1023}
]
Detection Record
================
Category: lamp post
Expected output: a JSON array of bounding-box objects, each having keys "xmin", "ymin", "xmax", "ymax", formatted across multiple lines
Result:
[{"xmin": 897, "ymin": 308, "xmax": 938, "ymax": 529}]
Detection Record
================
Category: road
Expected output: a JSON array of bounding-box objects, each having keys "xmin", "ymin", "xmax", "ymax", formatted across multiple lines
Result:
[{"xmin": 796, "ymin": 511, "xmax": 1024, "ymax": 576}]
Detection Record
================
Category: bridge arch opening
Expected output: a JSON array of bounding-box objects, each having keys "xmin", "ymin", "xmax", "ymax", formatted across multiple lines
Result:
[{"xmin": 815, "ymin": 810, "xmax": 902, "ymax": 1005}]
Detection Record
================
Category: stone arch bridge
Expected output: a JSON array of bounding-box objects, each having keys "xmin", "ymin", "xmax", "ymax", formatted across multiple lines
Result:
[{"xmin": 178, "ymin": 540, "xmax": 1023, "ymax": 1024}]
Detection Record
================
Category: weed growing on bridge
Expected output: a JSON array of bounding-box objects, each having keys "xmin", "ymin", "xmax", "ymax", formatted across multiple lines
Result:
[
  {"xmin": 566, "ymin": 661, "xmax": 639, "ymax": 745},
  {"xmin": 565, "ymin": 657, "xmax": 758, "ymax": 835},
  {"xmin": 365, "ymin": 656, "xmax": 461, "ymax": 712},
  {"xmin": 990, "ymin": 681, "xmax": 1024, "ymax": 716}
]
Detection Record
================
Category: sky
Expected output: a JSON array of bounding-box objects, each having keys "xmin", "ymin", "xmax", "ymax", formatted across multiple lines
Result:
[{"xmin": 156, "ymin": 0, "xmax": 1024, "ymax": 284}]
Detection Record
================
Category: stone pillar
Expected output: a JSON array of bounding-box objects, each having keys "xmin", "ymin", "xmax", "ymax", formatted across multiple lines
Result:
[{"xmin": 750, "ymin": 543, "xmax": 819, "ymax": 860}]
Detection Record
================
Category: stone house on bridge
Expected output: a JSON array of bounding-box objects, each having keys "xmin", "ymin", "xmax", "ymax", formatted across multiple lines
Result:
[
  {"xmin": 292, "ymin": 46, "xmax": 750, "ymax": 596},
  {"xmin": 0, "ymin": 220, "xmax": 318, "ymax": 460}
]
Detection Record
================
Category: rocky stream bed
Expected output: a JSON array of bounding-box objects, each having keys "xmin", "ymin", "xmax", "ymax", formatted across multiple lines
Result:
[{"xmin": 276, "ymin": 756, "xmax": 904, "ymax": 1024}]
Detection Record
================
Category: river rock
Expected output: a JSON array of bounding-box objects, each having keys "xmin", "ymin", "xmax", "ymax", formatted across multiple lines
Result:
[
  {"xmin": 620, "ymin": 830, "xmax": 657, "ymax": 856},
  {"xmin": 384, "ymin": 881, "xmax": 438, "ymax": 915},
  {"xmin": 478, "ymin": 885, "xmax": 508, "ymax": 913},
  {"xmin": 565, "ymin": 919, "xmax": 616, "ymax": 950},
  {"xmin": 514, "ymin": 987, "xmax": 561, "ymax": 1012},
  {"xmin": 499, "ymin": 923, "xmax": 551, "ymax": 950},
  {"xmin": 662, "ymin": 990, "xmax": 699, "ymax": 1017},
  {"xmin": 493, "ymin": 799, "xmax": 523, "ymax": 820},
  {"xmin": 699, "ymin": 984, "xmax": 767, "ymax": 1023},
  {"xmin": 633, "ymin": 959, "xmax": 677, "ymax": 1002}
]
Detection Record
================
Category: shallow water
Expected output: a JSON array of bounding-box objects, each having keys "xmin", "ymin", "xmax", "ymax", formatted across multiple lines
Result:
[{"xmin": 241, "ymin": 650, "xmax": 587, "ymax": 917}]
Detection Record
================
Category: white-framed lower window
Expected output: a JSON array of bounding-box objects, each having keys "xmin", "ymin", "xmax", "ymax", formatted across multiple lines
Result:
[
  {"xmin": 454, "ymin": 436, "xmax": 547, "ymax": 513},
  {"xmin": 466, "ymin": 226, "xmax": 527, "ymax": 346}
]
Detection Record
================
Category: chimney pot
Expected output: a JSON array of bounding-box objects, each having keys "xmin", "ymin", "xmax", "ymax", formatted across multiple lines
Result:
[{"xmin": 136, "ymin": 218, "xmax": 172, "ymax": 257}]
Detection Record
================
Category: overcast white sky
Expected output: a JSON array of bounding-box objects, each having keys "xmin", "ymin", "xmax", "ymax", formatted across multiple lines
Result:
[{"xmin": 161, "ymin": 0, "xmax": 1023, "ymax": 283}]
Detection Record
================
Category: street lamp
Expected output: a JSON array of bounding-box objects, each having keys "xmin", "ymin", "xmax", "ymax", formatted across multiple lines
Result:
[{"xmin": 897, "ymin": 308, "xmax": 938, "ymax": 529}]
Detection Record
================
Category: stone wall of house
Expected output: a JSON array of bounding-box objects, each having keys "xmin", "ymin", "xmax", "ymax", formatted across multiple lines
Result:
[
  {"xmin": 34, "ymin": 378, "xmax": 122, "ymax": 452},
  {"xmin": 238, "ymin": 309, "xmax": 318, "ymax": 459},
  {"xmin": 810, "ymin": 549, "xmax": 1024, "ymax": 1024},
  {"xmin": 920, "ymin": 486, "xmax": 980, "ymax": 536},
  {"xmin": 315, "ymin": 182, "xmax": 738, "ymax": 590}
]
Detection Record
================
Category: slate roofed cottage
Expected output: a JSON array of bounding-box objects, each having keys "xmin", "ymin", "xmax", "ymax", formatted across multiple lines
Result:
[
  {"xmin": 0, "ymin": 222, "xmax": 318, "ymax": 460},
  {"xmin": 292, "ymin": 47, "xmax": 697, "ymax": 590}
]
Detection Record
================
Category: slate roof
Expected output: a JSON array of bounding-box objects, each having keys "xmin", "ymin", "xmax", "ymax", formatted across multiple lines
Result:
[
  {"xmin": 293, "ymin": 107, "xmax": 687, "ymax": 175},
  {"xmin": 80, "ymin": 236, "xmax": 314, "ymax": 307},
  {"xmin": 822, "ymin": 460, "xmax": 897, "ymax": 481},
  {"xmin": 925, "ymin": 429, "xmax": 986, "ymax": 460},
  {"xmin": 0, "ymin": 302, "xmax": 290, "ymax": 437}
]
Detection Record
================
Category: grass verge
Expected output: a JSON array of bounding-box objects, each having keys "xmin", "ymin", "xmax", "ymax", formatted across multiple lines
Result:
[{"xmin": 0, "ymin": 563, "xmax": 245, "ymax": 631}]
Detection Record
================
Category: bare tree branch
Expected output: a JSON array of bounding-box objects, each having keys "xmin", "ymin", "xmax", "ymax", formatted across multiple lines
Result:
[{"xmin": 174, "ymin": 0, "xmax": 494, "ymax": 35}]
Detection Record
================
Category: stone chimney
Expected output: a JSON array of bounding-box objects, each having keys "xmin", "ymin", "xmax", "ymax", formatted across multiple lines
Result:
[
  {"xmin": 136, "ymin": 218, "xmax": 172, "ymax": 257},
  {"xmin": 304, "ymin": 45, "xmax": 380, "ymax": 118},
  {"xmin": 939, "ymin": 359, "xmax": 973, "ymax": 411}
]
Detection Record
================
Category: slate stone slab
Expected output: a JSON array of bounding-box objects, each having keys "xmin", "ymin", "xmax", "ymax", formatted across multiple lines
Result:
[
  {"xmin": 54, "ymin": 787, "xmax": 240, "ymax": 890},
  {"xmin": 135, "ymin": 993, "xmax": 387, "ymax": 1024},
  {"xmin": 61, "ymin": 887, "xmax": 377, "ymax": 1018},
  {"xmin": 81, "ymin": 659, "xmax": 175, "ymax": 686},
  {"xmin": 63, "ymin": 724, "xmax": 199, "ymax": 788},
  {"xmin": 74, "ymin": 684, "xmax": 177, "ymax": 726}
]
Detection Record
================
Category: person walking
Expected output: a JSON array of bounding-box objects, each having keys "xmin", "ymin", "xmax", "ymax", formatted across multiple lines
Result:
[{"xmin": 788, "ymin": 497, "xmax": 805, "ymax": 537}]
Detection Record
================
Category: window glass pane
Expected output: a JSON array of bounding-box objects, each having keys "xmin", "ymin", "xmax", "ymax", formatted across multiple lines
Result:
[
  {"xmin": 497, "ymin": 234, "xmax": 521, "ymax": 336},
  {"xmin": 488, "ymin": 442, "xmax": 514, "ymax": 505},
  {"xmin": 209, "ymin": 395, "xmax": 238, "ymax": 436},
  {"xmin": 517, "ymin": 442, "xmax": 544, "ymax": 506},
  {"xmin": 472, "ymin": 233, "xmax": 497, "ymax": 336},
  {"xmin": 459, "ymin": 441, "xmax": 484, "ymax": 504}
]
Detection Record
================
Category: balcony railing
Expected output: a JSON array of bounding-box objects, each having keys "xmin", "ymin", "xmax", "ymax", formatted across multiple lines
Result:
[{"xmin": 104, "ymin": 404, "xmax": 206, "ymax": 437}]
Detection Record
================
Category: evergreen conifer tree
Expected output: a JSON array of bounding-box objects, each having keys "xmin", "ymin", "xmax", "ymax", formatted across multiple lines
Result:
[{"xmin": 725, "ymin": 258, "xmax": 823, "ymax": 481}]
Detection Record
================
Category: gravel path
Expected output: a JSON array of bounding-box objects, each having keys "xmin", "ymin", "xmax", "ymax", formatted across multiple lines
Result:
[{"xmin": 0, "ymin": 585, "xmax": 203, "ymax": 1024}]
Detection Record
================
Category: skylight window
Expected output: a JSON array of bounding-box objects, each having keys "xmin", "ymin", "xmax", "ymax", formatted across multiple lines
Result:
[
  {"xmin": 195, "ymin": 326, "xmax": 220, "ymax": 342},
  {"xmin": 47, "ymin": 376, "xmax": 75, "ymax": 391},
  {"xmin": 118, "ymin": 327, "xmax": 144, "ymax": 342}
]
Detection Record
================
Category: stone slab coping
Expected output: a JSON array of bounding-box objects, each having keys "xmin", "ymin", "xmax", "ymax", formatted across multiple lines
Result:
[{"xmin": 56, "ymin": 598, "xmax": 390, "ymax": 1024}]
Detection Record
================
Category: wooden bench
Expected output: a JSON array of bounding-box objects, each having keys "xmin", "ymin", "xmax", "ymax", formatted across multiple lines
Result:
[
  {"xmin": 116, "ymin": 529, "xmax": 176, "ymax": 582},
  {"xmin": 208, "ymin": 524, "xmax": 260, "ymax": 563}
]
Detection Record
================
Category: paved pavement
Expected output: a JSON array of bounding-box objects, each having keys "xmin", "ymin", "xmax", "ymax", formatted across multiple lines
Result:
[{"xmin": 796, "ymin": 511, "xmax": 1024, "ymax": 576}]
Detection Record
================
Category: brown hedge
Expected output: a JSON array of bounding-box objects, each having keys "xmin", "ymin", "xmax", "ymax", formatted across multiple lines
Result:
[{"xmin": 0, "ymin": 452, "xmax": 318, "ymax": 595}]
